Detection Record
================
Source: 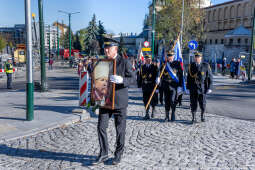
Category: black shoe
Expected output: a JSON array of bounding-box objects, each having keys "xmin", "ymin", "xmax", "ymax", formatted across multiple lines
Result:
[
  {"xmin": 144, "ymin": 113, "xmax": 150, "ymax": 120},
  {"xmin": 179, "ymin": 102, "xmax": 182, "ymax": 106},
  {"xmin": 192, "ymin": 112, "xmax": 197, "ymax": 124},
  {"xmin": 112, "ymin": 156, "xmax": 121, "ymax": 165},
  {"xmin": 93, "ymin": 155, "xmax": 108, "ymax": 165},
  {"xmin": 164, "ymin": 117, "xmax": 169, "ymax": 122},
  {"xmin": 201, "ymin": 113, "xmax": 205, "ymax": 122}
]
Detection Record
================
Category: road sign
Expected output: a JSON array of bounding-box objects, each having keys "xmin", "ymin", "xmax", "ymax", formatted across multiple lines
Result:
[
  {"xmin": 142, "ymin": 48, "xmax": 151, "ymax": 51},
  {"xmin": 144, "ymin": 41, "xmax": 150, "ymax": 47},
  {"xmin": 188, "ymin": 40, "xmax": 198, "ymax": 50}
]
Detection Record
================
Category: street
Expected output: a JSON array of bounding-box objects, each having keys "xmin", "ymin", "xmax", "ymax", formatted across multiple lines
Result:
[{"xmin": 0, "ymin": 68, "xmax": 254, "ymax": 169}]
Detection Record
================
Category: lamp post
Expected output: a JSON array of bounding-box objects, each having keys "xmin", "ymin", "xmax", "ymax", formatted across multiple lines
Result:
[
  {"xmin": 38, "ymin": 0, "xmax": 47, "ymax": 91},
  {"xmin": 151, "ymin": 0, "xmax": 156, "ymax": 60},
  {"xmin": 57, "ymin": 21, "xmax": 59, "ymax": 59},
  {"xmin": 25, "ymin": 0, "xmax": 34, "ymax": 120},
  {"xmin": 248, "ymin": 8, "xmax": 255, "ymax": 81},
  {"xmin": 58, "ymin": 10, "xmax": 80, "ymax": 67}
]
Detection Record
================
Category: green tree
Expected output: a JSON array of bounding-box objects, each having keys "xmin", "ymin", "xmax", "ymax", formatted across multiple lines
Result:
[
  {"xmin": 60, "ymin": 30, "xmax": 74, "ymax": 49},
  {"xmin": 97, "ymin": 20, "xmax": 106, "ymax": 55},
  {"xmin": 84, "ymin": 14, "xmax": 99, "ymax": 55},
  {"xmin": 78, "ymin": 28, "xmax": 87, "ymax": 51},
  {"xmin": 155, "ymin": 0, "xmax": 204, "ymax": 49},
  {"xmin": 73, "ymin": 31, "xmax": 82, "ymax": 50},
  {"xmin": 0, "ymin": 35, "xmax": 6, "ymax": 53}
]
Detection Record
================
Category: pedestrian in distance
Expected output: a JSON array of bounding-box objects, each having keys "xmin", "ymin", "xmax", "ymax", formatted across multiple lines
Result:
[
  {"xmin": 230, "ymin": 58, "xmax": 236, "ymax": 79},
  {"xmin": 93, "ymin": 36, "xmax": 135, "ymax": 165},
  {"xmin": 4, "ymin": 58, "xmax": 13, "ymax": 89},
  {"xmin": 187, "ymin": 52, "xmax": 213, "ymax": 123},
  {"xmin": 160, "ymin": 51, "xmax": 183, "ymax": 122},
  {"xmin": 235, "ymin": 57, "xmax": 241, "ymax": 79},
  {"xmin": 138, "ymin": 54, "xmax": 159, "ymax": 120},
  {"xmin": 222, "ymin": 57, "xmax": 227, "ymax": 76},
  {"xmin": 49, "ymin": 54, "xmax": 54, "ymax": 70}
]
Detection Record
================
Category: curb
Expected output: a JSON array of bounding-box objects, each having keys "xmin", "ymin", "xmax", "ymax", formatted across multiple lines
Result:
[{"xmin": 0, "ymin": 109, "xmax": 91, "ymax": 143}]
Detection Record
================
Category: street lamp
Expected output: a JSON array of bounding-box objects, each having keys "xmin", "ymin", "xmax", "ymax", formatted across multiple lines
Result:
[{"xmin": 58, "ymin": 10, "xmax": 80, "ymax": 67}]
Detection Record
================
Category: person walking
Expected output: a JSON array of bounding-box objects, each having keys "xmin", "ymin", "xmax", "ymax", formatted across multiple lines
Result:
[
  {"xmin": 49, "ymin": 54, "xmax": 54, "ymax": 70},
  {"xmin": 160, "ymin": 51, "xmax": 183, "ymax": 122},
  {"xmin": 187, "ymin": 52, "xmax": 213, "ymax": 123},
  {"xmin": 230, "ymin": 58, "xmax": 236, "ymax": 79},
  {"xmin": 139, "ymin": 55, "xmax": 159, "ymax": 120},
  {"xmin": 4, "ymin": 58, "xmax": 13, "ymax": 89},
  {"xmin": 93, "ymin": 37, "xmax": 135, "ymax": 165},
  {"xmin": 222, "ymin": 57, "xmax": 227, "ymax": 76}
]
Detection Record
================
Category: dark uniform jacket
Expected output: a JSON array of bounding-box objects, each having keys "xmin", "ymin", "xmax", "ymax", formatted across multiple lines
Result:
[
  {"xmin": 114, "ymin": 55, "xmax": 136, "ymax": 109},
  {"xmin": 161, "ymin": 61, "xmax": 183, "ymax": 89},
  {"xmin": 187, "ymin": 62, "xmax": 213, "ymax": 94},
  {"xmin": 138, "ymin": 64, "xmax": 158, "ymax": 91}
]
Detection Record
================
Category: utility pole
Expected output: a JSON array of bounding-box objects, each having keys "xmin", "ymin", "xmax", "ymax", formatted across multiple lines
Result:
[
  {"xmin": 38, "ymin": 0, "xmax": 47, "ymax": 91},
  {"xmin": 57, "ymin": 21, "xmax": 59, "ymax": 59},
  {"xmin": 248, "ymin": 8, "xmax": 255, "ymax": 81},
  {"xmin": 58, "ymin": 10, "xmax": 80, "ymax": 67},
  {"xmin": 151, "ymin": 0, "xmax": 156, "ymax": 60},
  {"xmin": 25, "ymin": 0, "xmax": 34, "ymax": 121}
]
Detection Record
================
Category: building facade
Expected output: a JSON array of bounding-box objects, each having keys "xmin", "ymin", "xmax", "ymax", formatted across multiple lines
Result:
[{"xmin": 203, "ymin": 0, "xmax": 255, "ymax": 62}]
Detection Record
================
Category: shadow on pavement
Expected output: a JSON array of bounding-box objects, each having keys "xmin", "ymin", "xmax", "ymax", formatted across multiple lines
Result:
[
  {"xmin": 13, "ymin": 105, "xmax": 78, "ymax": 115},
  {"xmin": 0, "ymin": 117, "xmax": 26, "ymax": 121},
  {"xmin": 0, "ymin": 144, "xmax": 97, "ymax": 167}
]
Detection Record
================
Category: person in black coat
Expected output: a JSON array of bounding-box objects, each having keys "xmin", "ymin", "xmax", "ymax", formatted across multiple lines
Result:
[
  {"xmin": 138, "ymin": 54, "xmax": 159, "ymax": 119},
  {"xmin": 93, "ymin": 37, "xmax": 135, "ymax": 165},
  {"xmin": 160, "ymin": 51, "xmax": 183, "ymax": 122},
  {"xmin": 187, "ymin": 52, "xmax": 213, "ymax": 123}
]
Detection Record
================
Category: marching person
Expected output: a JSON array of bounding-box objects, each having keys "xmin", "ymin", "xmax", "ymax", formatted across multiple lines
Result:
[
  {"xmin": 4, "ymin": 58, "xmax": 13, "ymax": 89},
  {"xmin": 160, "ymin": 51, "xmax": 183, "ymax": 122},
  {"xmin": 139, "ymin": 54, "xmax": 159, "ymax": 120},
  {"xmin": 93, "ymin": 37, "xmax": 135, "ymax": 165},
  {"xmin": 187, "ymin": 52, "xmax": 213, "ymax": 123},
  {"xmin": 222, "ymin": 57, "xmax": 227, "ymax": 76}
]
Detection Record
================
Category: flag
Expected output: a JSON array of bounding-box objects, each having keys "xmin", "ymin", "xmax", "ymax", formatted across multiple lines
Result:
[
  {"xmin": 122, "ymin": 51, "xmax": 128, "ymax": 59},
  {"xmin": 173, "ymin": 39, "xmax": 186, "ymax": 92},
  {"xmin": 139, "ymin": 49, "xmax": 144, "ymax": 61}
]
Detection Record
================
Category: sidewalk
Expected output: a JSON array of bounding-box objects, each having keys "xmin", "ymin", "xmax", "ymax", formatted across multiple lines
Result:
[{"xmin": 0, "ymin": 64, "xmax": 90, "ymax": 142}]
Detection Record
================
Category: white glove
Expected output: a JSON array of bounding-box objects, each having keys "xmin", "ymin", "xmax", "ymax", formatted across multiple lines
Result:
[
  {"xmin": 156, "ymin": 77, "xmax": 160, "ymax": 85},
  {"xmin": 207, "ymin": 89, "xmax": 212, "ymax": 94},
  {"xmin": 110, "ymin": 75, "xmax": 123, "ymax": 84},
  {"xmin": 177, "ymin": 87, "xmax": 183, "ymax": 95}
]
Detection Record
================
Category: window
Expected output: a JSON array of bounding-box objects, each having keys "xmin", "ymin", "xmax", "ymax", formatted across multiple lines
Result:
[
  {"xmin": 221, "ymin": 39, "xmax": 224, "ymax": 44},
  {"xmin": 229, "ymin": 39, "xmax": 233, "ymax": 45},
  {"xmin": 245, "ymin": 38, "xmax": 248, "ymax": 44},
  {"xmin": 215, "ymin": 39, "xmax": 218, "ymax": 44},
  {"xmin": 237, "ymin": 38, "xmax": 241, "ymax": 44}
]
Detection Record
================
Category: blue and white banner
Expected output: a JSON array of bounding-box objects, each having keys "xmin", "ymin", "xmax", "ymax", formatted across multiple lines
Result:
[{"xmin": 165, "ymin": 62, "xmax": 179, "ymax": 83}]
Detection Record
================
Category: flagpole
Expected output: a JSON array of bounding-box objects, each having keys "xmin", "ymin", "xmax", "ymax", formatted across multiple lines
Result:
[
  {"xmin": 145, "ymin": 34, "xmax": 180, "ymax": 110},
  {"xmin": 180, "ymin": 0, "xmax": 184, "ymax": 49}
]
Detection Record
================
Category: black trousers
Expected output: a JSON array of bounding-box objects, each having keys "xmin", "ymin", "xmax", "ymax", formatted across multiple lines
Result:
[
  {"xmin": 190, "ymin": 91, "xmax": 206, "ymax": 113},
  {"xmin": 163, "ymin": 83, "xmax": 177, "ymax": 112},
  {"xmin": 6, "ymin": 73, "xmax": 12, "ymax": 89},
  {"xmin": 142, "ymin": 85, "xmax": 158, "ymax": 109},
  {"xmin": 97, "ymin": 108, "xmax": 127, "ymax": 157},
  {"xmin": 159, "ymin": 84, "xmax": 164, "ymax": 103}
]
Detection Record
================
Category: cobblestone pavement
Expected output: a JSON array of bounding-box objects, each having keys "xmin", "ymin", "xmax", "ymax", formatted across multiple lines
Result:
[{"xmin": 0, "ymin": 87, "xmax": 255, "ymax": 170}]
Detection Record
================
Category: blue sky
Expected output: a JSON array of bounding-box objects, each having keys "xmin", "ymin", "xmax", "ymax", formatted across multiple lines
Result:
[{"xmin": 0, "ymin": 0, "xmax": 230, "ymax": 34}]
